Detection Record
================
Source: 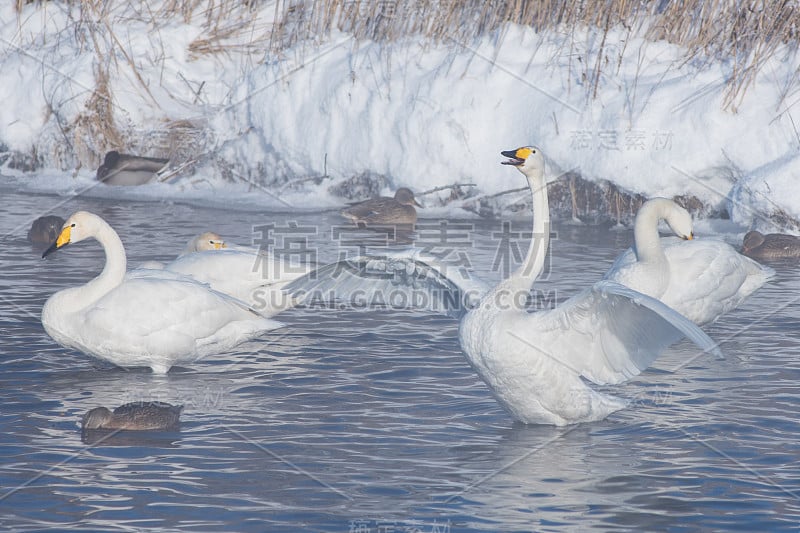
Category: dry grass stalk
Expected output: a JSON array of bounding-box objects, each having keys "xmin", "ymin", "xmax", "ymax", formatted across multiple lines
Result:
[
  {"xmin": 17, "ymin": 1, "xmax": 799, "ymax": 111},
  {"xmin": 71, "ymin": 63, "xmax": 124, "ymax": 168},
  {"xmin": 12, "ymin": 0, "xmax": 800, "ymax": 177}
]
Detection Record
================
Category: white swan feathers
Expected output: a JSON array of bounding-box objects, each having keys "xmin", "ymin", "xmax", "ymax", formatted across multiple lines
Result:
[
  {"xmin": 605, "ymin": 198, "xmax": 774, "ymax": 325},
  {"xmin": 288, "ymin": 147, "xmax": 722, "ymax": 425},
  {"xmin": 41, "ymin": 212, "xmax": 282, "ymax": 373},
  {"xmin": 160, "ymin": 242, "xmax": 312, "ymax": 314},
  {"xmin": 137, "ymin": 231, "xmax": 309, "ymax": 313}
]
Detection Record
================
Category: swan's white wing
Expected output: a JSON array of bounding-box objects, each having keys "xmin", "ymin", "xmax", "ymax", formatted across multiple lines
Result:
[
  {"xmin": 285, "ymin": 250, "xmax": 490, "ymax": 319},
  {"xmin": 605, "ymin": 238, "xmax": 774, "ymax": 325},
  {"xmin": 526, "ymin": 280, "xmax": 722, "ymax": 385},
  {"xmin": 84, "ymin": 275, "xmax": 281, "ymax": 354}
]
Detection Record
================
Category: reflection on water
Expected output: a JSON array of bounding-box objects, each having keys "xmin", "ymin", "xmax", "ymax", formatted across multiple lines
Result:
[
  {"xmin": 80, "ymin": 428, "xmax": 183, "ymax": 447},
  {"xmin": 1, "ymin": 188, "xmax": 799, "ymax": 531}
]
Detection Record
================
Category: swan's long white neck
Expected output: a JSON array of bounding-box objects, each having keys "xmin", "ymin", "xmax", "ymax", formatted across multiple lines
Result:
[
  {"xmin": 633, "ymin": 199, "xmax": 671, "ymax": 263},
  {"xmin": 491, "ymin": 166, "xmax": 549, "ymax": 304},
  {"xmin": 54, "ymin": 218, "xmax": 127, "ymax": 313}
]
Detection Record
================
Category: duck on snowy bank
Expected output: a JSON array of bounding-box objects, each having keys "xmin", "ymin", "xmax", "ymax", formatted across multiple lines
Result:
[{"xmin": 96, "ymin": 150, "xmax": 169, "ymax": 186}]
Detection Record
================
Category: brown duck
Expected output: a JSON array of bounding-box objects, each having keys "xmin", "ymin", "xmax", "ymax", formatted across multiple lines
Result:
[
  {"xmin": 341, "ymin": 187, "xmax": 422, "ymax": 225},
  {"xmin": 28, "ymin": 215, "xmax": 65, "ymax": 245},
  {"xmin": 742, "ymin": 230, "xmax": 800, "ymax": 260},
  {"xmin": 96, "ymin": 151, "xmax": 169, "ymax": 186},
  {"xmin": 82, "ymin": 402, "xmax": 183, "ymax": 431}
]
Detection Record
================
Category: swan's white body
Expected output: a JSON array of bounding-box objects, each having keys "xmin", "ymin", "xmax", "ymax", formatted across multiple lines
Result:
[
  {"xmin": 288, "ymin": 147, "xmax": 721, "ymax": 425},
  {"xmin": 136, "ymin": 231, "xmax": 309, "ymax": 313},
  {"xmin": 162, "ymin": 246, "xmax": 311, "ymax": 314},
  {"xmin": 41, "ymin": 212, "xmax": 282, "ymax": 373},
  {"xmin": 604, "ymin": 198, "xmax": 774, "ymax": 325}
]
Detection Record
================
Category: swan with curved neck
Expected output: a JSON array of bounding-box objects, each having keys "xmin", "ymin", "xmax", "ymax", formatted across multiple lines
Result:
[
  {"xmin": 633, "ymin": 198, "xmax": 693, "ymax": 262},
  {"xmin": 41, "ymin": 211, "xmax": 281, "ymax": 373},
  {"xmin": 616, "ymin": 198, "xmax": 693, "ymax": 300},
  {"xmin": 43, "ymin": 213, "xmax": 128, "ymax": 315},
  {"xmin": 605, "ymin": 198, "xmax": 774, "ymax": 325}
]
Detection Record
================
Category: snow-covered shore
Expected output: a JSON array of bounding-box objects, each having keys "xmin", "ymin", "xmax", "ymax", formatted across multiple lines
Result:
[{"xmin": 2, "ymin": 2, "xmax": 799, "ymax": 231}]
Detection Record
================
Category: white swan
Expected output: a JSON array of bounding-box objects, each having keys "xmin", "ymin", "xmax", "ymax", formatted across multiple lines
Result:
[
  {"xmin": 41, "ymin": 212, "xmax": 282, "ymax": 374},
  {"xmin": 604, "ymin": 198, "xmax": 775, "ymax": 325},
  {"xmin": 138, "ymin": 231, "xmax": 226, "ymax": 270},
  {"xmin": 288, "ymin": 147, "xmax": 722, "ymax": 425},
  {"xmin": 182, "ymin": 232, "xmax": 226, "ymax": 254},
  {"xmin": 158, "ymin": 242, "xmax": 312, "ymax": 315}
]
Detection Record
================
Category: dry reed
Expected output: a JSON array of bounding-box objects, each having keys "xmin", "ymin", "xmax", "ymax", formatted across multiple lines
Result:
[
  {"xmin": 12, "ymin": 0, "xmax": 800, "ymax": 178},
  {"xmin": 19, "ymin": 1, "xmax": 799, "ymax": 117}
]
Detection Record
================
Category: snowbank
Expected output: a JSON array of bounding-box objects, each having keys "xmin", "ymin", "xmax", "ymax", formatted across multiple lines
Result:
[{"xmin": 1, "ymin": 2, "xmax": 799, "ymax": 230}]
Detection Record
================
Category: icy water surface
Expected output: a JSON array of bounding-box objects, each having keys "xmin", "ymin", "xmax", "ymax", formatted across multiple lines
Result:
[{"xmin": 1, "ymin": 188, "xmax": 799, "ymax": 531}]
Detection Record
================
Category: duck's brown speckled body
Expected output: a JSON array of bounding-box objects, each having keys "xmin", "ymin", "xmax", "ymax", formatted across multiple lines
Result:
[
  {"xmin": 82, "ymin": 402, "xmax": 183, "ymax": 431},
  {"xmin": 341, "ymin": 187, "xmax": 422, "ymax": 225},
  {"xmin": 742, "ymin": 230, "xmax": 800, "ymax": 260}
]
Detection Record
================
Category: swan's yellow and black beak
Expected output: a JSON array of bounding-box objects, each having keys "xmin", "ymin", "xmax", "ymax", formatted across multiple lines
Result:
[
  {"xmin": 683, "ymin": 232, "xmax": 694, "ymax": 241},
  {"xmin": 501, "ymin": 147, "xmax": 532, "ymax": 166},
  {"xmin": 42, "ymin": 225, "xmax": 71, "ymax": 258},
  {"xmin": 213, "ymin": 241, "xmax": 226, "ymax": 250}
]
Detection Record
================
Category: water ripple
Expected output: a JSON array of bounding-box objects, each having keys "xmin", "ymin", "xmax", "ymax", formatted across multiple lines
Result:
[{"xmin": 1, "ymin": 190, "xmax": 798, "ymax": 530}]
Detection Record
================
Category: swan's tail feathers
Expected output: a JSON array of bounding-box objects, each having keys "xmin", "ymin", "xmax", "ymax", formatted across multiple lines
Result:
[
  {"xmin": 284, "ymin": 252, "xmax": 489, "ymax": 319},
  {"xmin": 745, "ymin": 261, "xmax": 776, "ymax": 295}
]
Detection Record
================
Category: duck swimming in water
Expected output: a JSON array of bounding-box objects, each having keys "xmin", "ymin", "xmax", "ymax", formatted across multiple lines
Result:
[
  {"xmin": 28, "ymin": 215, "xmax": 65, "ymax": 245},
  {"xmin": 82, "ymin": 402, "xmax": 182, "ymax": 430},
  {"xmin": 741, "ymin": 230, "xmax": 800, "ymax": 260},
  {"xmin": 341, "ymin": 187, "xmax": 422, "ymax": 226}
]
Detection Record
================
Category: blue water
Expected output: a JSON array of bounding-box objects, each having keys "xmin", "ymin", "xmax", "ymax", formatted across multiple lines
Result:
[{"xmin": 1, "ymin": 187, "xmax": 799, "ymax": 531}]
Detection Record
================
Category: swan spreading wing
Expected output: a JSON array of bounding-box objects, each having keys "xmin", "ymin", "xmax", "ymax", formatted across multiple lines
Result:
[
  {"xmin": 287, "ymin": 251, "xmax": 721, "ymax": 387},
  {"xmin": 285, "ymin": 250, "xmax": 490, "ymax": 319},
  {"xmin": 523, "ymin": 280, "xmax": 722, "ymax": 386}
]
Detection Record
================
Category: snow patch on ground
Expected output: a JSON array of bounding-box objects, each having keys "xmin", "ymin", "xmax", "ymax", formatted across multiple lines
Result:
[{"xmin": 2, "ymin": 2, "xmax": 800, "ymax": 232}]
